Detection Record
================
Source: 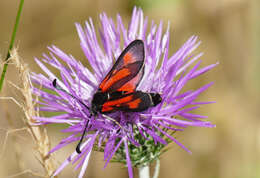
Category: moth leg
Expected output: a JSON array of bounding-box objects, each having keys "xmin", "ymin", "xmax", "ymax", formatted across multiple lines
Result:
[{"xmin": 101, "ymin": 114, "xmax": 125, "ymax": 133}]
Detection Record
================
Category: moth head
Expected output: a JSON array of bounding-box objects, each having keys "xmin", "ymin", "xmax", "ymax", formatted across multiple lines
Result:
[
  {"xmin": 150, "ymin": 93, "xmax": 162, "ymax": 106},
  {"xmin": 91, "ymin": 91, "xmax": 109, "ymax": 113}
]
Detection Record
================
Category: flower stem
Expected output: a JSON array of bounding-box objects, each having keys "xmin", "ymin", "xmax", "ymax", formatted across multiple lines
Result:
[
  {"xmin": 152, "ymin": 159, "xmax": 160, "ymax": 178},
  {"xmin": 138, "ymin": 165, "xmax": 150, "ymax": 178},
  {"xmin": 0, "ymin": 0, "xmax": 24, "ymax": 91}
]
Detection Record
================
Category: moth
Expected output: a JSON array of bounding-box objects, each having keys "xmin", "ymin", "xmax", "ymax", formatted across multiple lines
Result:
[{"xmin": 53, "ymin": 40, "xmax": 162, "ymax": 153}]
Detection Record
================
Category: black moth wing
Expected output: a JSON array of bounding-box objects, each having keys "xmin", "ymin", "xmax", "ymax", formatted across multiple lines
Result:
[
  {"xmin": 98, "ymin": 40, "xmax": 145, "ymax": 93},
  {"xmin": 101, "ymin": 91, "xmax": 161, "ymax": 113}
]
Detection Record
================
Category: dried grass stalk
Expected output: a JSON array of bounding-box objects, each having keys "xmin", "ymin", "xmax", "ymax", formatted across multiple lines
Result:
[{"xmin": 10, "ymin": 49, "xmax": 57, "ymax": 177}]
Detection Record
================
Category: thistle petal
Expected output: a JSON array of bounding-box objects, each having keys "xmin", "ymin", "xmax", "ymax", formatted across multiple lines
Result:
[{"xmin": 31, "ymin": 7, "xmax": 217, "ymax": 178}]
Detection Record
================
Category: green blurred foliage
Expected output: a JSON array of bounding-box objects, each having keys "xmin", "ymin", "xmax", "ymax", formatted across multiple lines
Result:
[{"xmin": 130, "ymin": 0, "xmax": 181, "ymax": 10}]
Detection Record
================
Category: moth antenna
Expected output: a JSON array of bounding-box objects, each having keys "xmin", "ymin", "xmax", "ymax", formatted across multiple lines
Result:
[
  {"xmin": 53, "ymin": 79, "xmax": 93, "ymax": 153},
  {"xmin": 76, "ymin": 119, "xmax": 90, "ymax": 154},
  {"xmin": 52, "ymin": 79, "xmax": 91, "ymax": 111}
]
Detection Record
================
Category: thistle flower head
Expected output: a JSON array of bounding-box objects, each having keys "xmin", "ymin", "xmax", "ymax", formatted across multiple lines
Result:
[{"xmin": 31, "ymin": 7, "xmax": 217, "ymax": 178}]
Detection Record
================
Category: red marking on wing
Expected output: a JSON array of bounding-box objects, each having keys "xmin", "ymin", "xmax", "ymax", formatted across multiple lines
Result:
[
  {"xmin": 100, "ymin": 68, "xmax": 131, "ymax": 92},
  {"xmin": 101, "ymin": 95, "xmax": 133, "ymax": 112},
  {"xmin": 127, "ymin": 98, "xmax": 141, "ymax": 109},
  {"xmin": 98, "ymin": 40, "xmax": 144, "ymax": 93},
  {"xmin": 99, "ymin": 75, "xmax": 109, "ymax": 90},
  {"xmin": 101, "ymin": 106, "xmax": 114, "ymax": 112},
  {"xmin": 101, "ymin": 91, "xmax": 158, "ymax": 113},
  {"xmin": 123, "ymin": 52, "xmax": 135, "ymax": 65},
  {"xmin": 104, "ymin": 95, "xmax": 133, "ymax": 106},
  {"xmin": 117, "ymin": 66, "xmax": 144, "ymax": 93}
]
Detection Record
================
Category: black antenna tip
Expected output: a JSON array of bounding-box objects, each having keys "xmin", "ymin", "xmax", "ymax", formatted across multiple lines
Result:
[
  {"xmin": 75, "ymin": 120, "xmax": 89, "ymax": 154},
  {"xmin": 52, "ymin": 79, "xmax": 57, "ymax": 87},
  {"xmin": 76, "ymin": 144, "xmax": 82, "ymax": 154}
]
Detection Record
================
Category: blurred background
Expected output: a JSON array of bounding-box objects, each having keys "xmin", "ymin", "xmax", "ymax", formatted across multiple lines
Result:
[{"xmin": 0, "ymin": 0, "xmax": 259, "ymax": 177}]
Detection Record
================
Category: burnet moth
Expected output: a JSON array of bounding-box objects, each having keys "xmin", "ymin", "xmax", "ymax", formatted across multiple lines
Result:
[{"xmin": 53, "ymin": 40, "xmax": 162, "ymax": 153}]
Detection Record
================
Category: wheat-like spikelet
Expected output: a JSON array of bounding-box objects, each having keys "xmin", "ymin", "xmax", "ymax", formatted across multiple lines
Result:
[{"xmin": 10, "ymin": 49, "xmax": 57, "ymax": 177}]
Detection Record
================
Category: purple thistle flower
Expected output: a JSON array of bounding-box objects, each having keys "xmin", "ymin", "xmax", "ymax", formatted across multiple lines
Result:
[{"xmin": 31, "ymin": 7, "xmax": 217, "ymax": 178}]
